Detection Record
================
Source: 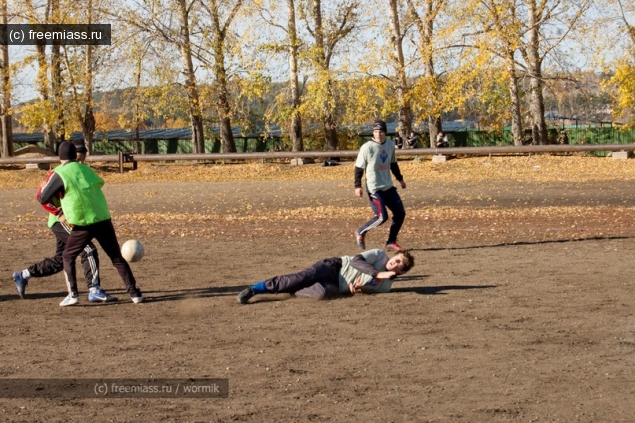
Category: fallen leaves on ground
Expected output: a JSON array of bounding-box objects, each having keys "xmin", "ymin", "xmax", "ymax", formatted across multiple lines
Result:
[
  {"xmin": 3, "ymin": 155, "xmax": 635, "ymax": 247},
  {"xmin": 2, "ymin": 155, "xmax": 635, "ymax": 189}
]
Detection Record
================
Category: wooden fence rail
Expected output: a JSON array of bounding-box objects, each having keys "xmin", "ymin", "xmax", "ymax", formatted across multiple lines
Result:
[{"xmin": 1, "ymin": 144, "xmax": 634, "ymax": 173}]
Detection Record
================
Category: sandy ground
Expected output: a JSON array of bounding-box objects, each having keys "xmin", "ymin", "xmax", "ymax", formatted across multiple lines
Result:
[{"xmin": 1, "ymin": 158, "xmax": 635, "ymax": 422}]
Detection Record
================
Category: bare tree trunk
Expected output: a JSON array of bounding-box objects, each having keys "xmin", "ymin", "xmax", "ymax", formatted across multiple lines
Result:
[
  {"xmin": 134, "ymin": 59, "xmax": 143, "ymax": 154},
  {"xmin": 30, "ymin": 0, "xmax": 57, "ymax": 151},
  {"xmin": 51, "ymin": 44, "xmax": 63, "ymax": 146},
  {"xmin": 507, "ymin": 51, "xmax": 523, "ymax": 146},
  {"xmin": 63, "ymin": 1, "xmax": 98, "ymax": 154},
  {"xmin": 312, "ymin": 0, "xmax": 339, "ymax": 151},
  {"xmin": 526, "ymin": 0, "xmax": 548, "ymax": 145},
  {"xmin": 428, "ymin": 116, "xmax": 442, "ymax": 146},
  {"xmin": 0, "ymin": 0, "xmax": 13, "ymax": 157},
  {"xmin": 323, "ymin": 110, "xmax": 337, "ymax": 151},
  {"xmin": 51, "ymin": 0, "xmax": 64, "ymax": 147},
  {"xmin": 287, "ymin": 0, "xmax": 303, "ymax": 151},
  {"xmin": 177, "ymin": 0, "xmax": 206, "ymax": 154},
  {"xmin": 202, "ymin": 0, "xmax": 243, "ymax": 153},
  {"xmin": 35, "ymin": 43, "xmax": 56, "ymax": 151},
  {"xmin": 407, "ymin": 0, "xmax": 441, "ymax": 147},
  {"xmin": 213, "ymin": 46, "xmax": 237, "ymax": 153},
  {"xmin": 423, "ymin": 1, "xmax": 441, "ymax": 147},
  {"xmin": 80, "ymin": 0, "xmax": 95, "ymax": 153},
  {"xmin": 484, "ymin": 0, "xmax": 523, "ymax": 146},
  {"xmin": 82, "ymin": 114, "xmax": 95, "ymax": 149},
  {"xmin": 388, "ymin": 0, "xmax": 412, "ymax": 138}
]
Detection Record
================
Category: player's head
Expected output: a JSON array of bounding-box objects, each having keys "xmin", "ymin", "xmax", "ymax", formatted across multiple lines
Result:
[
  {"xmin": 58, "ymin": 141, "xmax": 77, "ymax": 163},
  {"xmin": 72, "ymin": 139, "xmax": 88, "ymax": 163},
  {"xmin": 386, "ymin": 250, "xmax": 415, "ymax": 275},
  {"xmin": 372, "ymin": 119, "xmax": 387, "ymax": 144}
]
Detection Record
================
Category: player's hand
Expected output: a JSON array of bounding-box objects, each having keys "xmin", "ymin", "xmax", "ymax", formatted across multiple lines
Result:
[
  {"xmin": 59, "ymin": 214, "xmax": 66, "ymax": 224},
  {"xmin": 399, "ymin": 180, "xmax": 407, "ymax": 189},
  {"xmin": 349, "ymin": 283, "xmax": 362, "ymax": 294},
  {"xmin": 349, "ymin": 277, "xmax": 363, "ymax": 294},
  {"xmin": 376, "ymin": 271, "xmax": 397, "ymax": 280},
  {"xmin": 355, "ymin": 187, "xmax": 363, "ymax": 198}
]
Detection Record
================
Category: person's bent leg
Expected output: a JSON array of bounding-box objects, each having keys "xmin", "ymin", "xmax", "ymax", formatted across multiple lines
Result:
[
  {"xmin": 93, "ymin": 219, "xmax": 142, "ymax": 300},
  {"xmin": 355, "ymin": 192, "xmax": 389, "ymax": 248},
  {"xmin": 26, "ymin": 223, "xmax": 68, "ymax": 278},
  {"xmin": 62, "ymin": 227, "xmax": 93, "ymax": 305},
  {"xmin": 80, "ymin": 241, "xmax": 116, "ymax": 302},
  {"xmin": 14, "ymin": 224, "xmax": 69, "ymax": 298},
  {"xmin": 264, "ymin": 258, "xmax": 341, "ymax": 293},
  {"xmin": 295, "ymin": 282, "xmax": 339, "ymax": 300},
  {"xmin": 385, "ymin": 187, "xmax": 406, "ymax": 245},
  {"xmin": 79, "ymin": 241, "xmax": 100, "ymax": 289},
  {"xmin": 238, "ymin": 258, "xmax": 341, "ymax": 304}
]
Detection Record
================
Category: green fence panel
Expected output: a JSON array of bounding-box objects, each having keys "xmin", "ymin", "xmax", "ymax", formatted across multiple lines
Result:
[{"xmin": 12, "ymin": 127, "xmax": 635, "ymax": 156}]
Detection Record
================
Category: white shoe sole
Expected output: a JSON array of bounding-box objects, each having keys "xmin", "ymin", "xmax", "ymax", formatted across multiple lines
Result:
[{"xmin": 60, "ymin": 297, "xmax": 79, "ymax": 307}]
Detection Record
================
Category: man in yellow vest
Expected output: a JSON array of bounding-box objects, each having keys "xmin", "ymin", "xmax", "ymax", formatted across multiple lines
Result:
[
  {"xmin": 13, "ymin": 140, "xmax": 115, "ymax": 302},
  {"xmin": 37, "ymin": 142, "xmax": 143, "ymax": 306}
]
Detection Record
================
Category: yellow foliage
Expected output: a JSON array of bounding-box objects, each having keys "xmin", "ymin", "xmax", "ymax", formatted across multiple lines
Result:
[
  {"xmin": 16, "ymin": 100, "xmax": 58, "ymax": 132},
  {"xmin": 165, "ymin": 118, "xmax": 189, "ymax": 129},
  {"xmin": 95, "ymin": 111, "xmax": 120, "ymax": 131},
  {"xmin": 608, "ymin": 61, "xmax": 635, "ymax": 127}
]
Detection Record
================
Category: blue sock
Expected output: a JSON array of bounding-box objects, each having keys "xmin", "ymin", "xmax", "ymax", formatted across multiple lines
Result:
[{"xmin": 251, "ymin": 281, "xmax": 267, "ymax": 294}]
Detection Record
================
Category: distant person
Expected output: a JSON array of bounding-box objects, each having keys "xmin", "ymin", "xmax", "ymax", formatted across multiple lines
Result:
[
  {"xmin": 394, "ymin": 135, "xmax": 404, "ymax": 149},
  {"xmin": 406, "ymin": 132, "xmax": 419, "ymax": 148},
  {"xmin": 436, "ymin": 131, "xmax": 449, "ymax": 148},
  {"xmin": 12, "ymin": 140, "xmax": 115, "ymax": 303},
  {"xmin": 354, "ymin": 119, "xmax": 407, "ymax": 252},
  {"xmin": 237, "ymin": 248, "xmax": 415, "ymax": 304},
  {"xmin": 37, "ymin": 142, "xmax": 143, "ymax": 306}
]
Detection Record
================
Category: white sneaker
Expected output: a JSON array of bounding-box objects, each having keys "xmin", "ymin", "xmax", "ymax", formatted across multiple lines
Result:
[
  {"xmin": 131, "ymin": 296, "xmax": 144, "ymax": 304},
  {"xmin": 60, "ymin": 294, "xmax": 79, "ymax": 307}
]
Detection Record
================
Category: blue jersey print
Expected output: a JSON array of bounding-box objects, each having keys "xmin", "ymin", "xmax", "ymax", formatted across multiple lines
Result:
[{"xmin": 380, "ymin": 149, "xmax": 388, "ymax": 163}]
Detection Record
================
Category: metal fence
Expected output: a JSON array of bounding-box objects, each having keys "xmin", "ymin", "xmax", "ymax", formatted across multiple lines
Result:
[
  {"xmin": 450, "ymin": 127, "xmax": 635, "ymax": 148},
  {"xmin": 9, "ymin": 126, "xmax": 635, "ymax": 156}
]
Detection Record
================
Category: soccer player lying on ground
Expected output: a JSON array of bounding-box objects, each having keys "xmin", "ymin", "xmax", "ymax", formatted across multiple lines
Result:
[{"xmin": 237, "ymin": 249, "xmax": 415, "ymax": 304}]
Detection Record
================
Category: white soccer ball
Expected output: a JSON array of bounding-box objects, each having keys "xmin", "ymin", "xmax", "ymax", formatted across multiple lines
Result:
[{"xmin": 121, "ymin": 239, "xmax": 145, "ymax": 263}]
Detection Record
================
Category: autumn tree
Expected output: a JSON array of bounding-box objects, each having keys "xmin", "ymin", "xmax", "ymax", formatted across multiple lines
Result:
[
  {"xmin": 286, "ymin": 0, "xmax": 303, "ymax": 151},
  {"xmin": 405, "ymin": 0, "xmax": 457, "ymax": 146},
  {"xmin": 19, "ymin": 0, "xmax": 64, "ymax": 151},
  {"xmin": 198, "ymin": 0, "xmax": 246, "ymax": 153},
  {"xmin": 518, "ymin": 0, "xmax": 590, "ymax": 144},
  {"xmin": 603, "ymin": 0, "xmax": 635, "ymax": 126},
  {"xmin": 469, "ymin": 0, "xmax": 525, "ymax": 145},
  {"xmin": 0, "ymin": 0, "xmax": 13, "ymax": 157},
  {"xmin": 15, "ymin": 0, "xmax": 118, "ymax": 152},
  {"xmin": 300, "ymin": 0, "xmax": 360, "ymax": 151},
  {"xmin": 117, "ymin": 42, "xmax": 153, "ymax": 147},
  {"xmin": 62, "ymin": 0, "xmax": 103, "ymax": 152},
  {"xmin": 388, "ymin": 0, "xmax": 413, "ymax": 138},
  {"xmin": 257, "ymin": 0, "xmax": 304, "ymax": 151},
  {"xmin": 117, "ymin": 0, "xmax": 206, "ymax": 153},
  {"xmin": 176, "ymin": 0, "xmax": 206, "ymax": 153}
]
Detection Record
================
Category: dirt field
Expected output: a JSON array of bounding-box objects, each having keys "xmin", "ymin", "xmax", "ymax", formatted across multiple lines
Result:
[{"xmin": 1, "ymin": 156, "xmax": 635, "ymax": 422}]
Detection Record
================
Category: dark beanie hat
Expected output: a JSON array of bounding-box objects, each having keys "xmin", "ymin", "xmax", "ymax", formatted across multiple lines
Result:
[
  {"xmin": 59, "ymin": 142, "xmax": 77, "ymax": 161},
  {"xmin": 373, "ymin": 120, "xmax": 387, "ymax": 133},
  {"xmin": 72, "ymin": 139, "xmax": 88, "ymax": 154}
]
